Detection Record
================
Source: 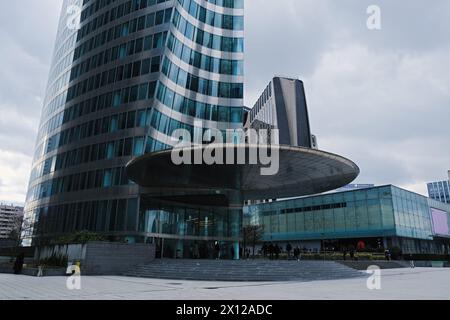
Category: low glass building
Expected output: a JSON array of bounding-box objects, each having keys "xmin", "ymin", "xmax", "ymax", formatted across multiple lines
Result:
[{"xmin": 244, "ymin": 185, "xmax": 450, "ymax": 255}]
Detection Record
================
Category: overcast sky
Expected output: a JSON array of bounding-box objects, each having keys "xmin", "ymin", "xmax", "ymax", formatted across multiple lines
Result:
[{"xmin": 1, "ymin": 0, "xmax": 449, "ymax": 205}]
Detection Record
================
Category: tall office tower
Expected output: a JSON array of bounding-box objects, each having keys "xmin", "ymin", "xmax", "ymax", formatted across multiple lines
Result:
[
  {"xmin": 22, "ymin": 0, "xmax": 244, "ymax": 247},
  {"xmin": 244, "ymin": 77, "xmax": 313, "ymax": 148}
]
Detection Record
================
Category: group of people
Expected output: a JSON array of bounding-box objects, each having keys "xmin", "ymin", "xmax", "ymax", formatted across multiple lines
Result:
[
  {"xmin": 342, "ymin": 249, "xmax": 358, "ymax": 261},
  {"xmin": 261, "ymin": 243, "xmax": 303, "ymax": 260}
]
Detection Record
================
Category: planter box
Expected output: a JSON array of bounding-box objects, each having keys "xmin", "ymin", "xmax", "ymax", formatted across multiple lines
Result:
[
  {"xmin": 35, "ymin": 242, "xmax": 155, "ymax": 275},
  {"xmin": 0, "ymin": 265, "xmax": 13, "ymax": 274},
  {"xmin": 431, "ymin": 261, "xmax": 445, "ymax": 268},
  {"xmin": 22, "ymin": 267, "xmax": 66, "ymax": 277}
]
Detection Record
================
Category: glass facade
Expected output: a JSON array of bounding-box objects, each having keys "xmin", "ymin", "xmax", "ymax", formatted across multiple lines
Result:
[
  {"xmin": 22, "ymin": 0, "xmax": 244, "ymax": 251},
  {"xmin": 244, "ymin": 186, "xmax": 450, "ymax": 254}
]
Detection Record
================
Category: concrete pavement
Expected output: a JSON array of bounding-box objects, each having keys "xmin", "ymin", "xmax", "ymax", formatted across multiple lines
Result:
[{"xmin": 0, "ymin": 268, "xmax": 449, "ymax": 300}]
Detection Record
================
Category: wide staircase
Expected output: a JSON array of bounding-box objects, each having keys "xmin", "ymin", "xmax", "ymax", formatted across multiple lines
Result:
[
  {"xmin": 124, "ymin": 259, "xmax": 366, "ymax": 282},
  {"xmin": 337, "ymin": 260, "xmax": 410, "ymax": 270}
]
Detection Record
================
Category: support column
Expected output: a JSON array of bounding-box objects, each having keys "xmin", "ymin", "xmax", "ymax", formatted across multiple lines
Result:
[
  {"xmin": 227, "ymin": 190, "xmax": 243, "ymax": 260},
  {"xmin": 176, "ymin": 208, "xmax": 185, "ymax": 259}
]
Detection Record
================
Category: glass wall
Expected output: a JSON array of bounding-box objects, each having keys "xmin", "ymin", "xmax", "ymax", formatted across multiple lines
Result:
[
  {"xmin": 245, "ymin": 186, "xmax": 414, "ymax": 242},
  {"xmin": 245, "ymin": 186, "xmax": 450, "ymax": 252},
  {"xmin": 139, "ymin": 199, "xmax": 242, "ymax": 259}
]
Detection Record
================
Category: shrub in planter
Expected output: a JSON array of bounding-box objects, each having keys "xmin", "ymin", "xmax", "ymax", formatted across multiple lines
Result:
[{"xmin": 39, "ymin": 253, "xmax": 68, "ymax": 267}]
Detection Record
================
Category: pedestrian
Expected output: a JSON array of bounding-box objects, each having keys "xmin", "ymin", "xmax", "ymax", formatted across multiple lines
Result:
[
  {"xmin": 268, "ymin": 243, "xmax": 274, "ymax": 260},
  {"xmin": 275, "ymin": 245, "xmax": 280, "ymax": 260},
  {"xmin": 342, "ymin": 249, "xmax": 347, "ymax": 261},
  {"xmin": 193, "ymin": 242, "xmax": 200, "ymax": 259},
  {"xmin": 349, "ymin": 249, "xmax": 355, "ymax": 261},
  {"xmin": 13, "ymin": 253, "xmax": 24, "ymax": 275},
  {"xmin": 214, "ymin": 241, "xmax": 221, "ymax": 260},
  {"xmin": 286, "ymin": 243, "xmax": 292, "ymax": 259},
  {"xmin": 409, "ymin": 254, "xmax": 415, "ymax": 268},
  {"xmin": 262, "ymin": 243, "xmax": 268, "ymax": 258},
  {"xmin": 385, "ymin": 249, "xmax": 391, "ymax": 261},
  {"xmin": 294, "ymin": 246, "xmax": 300, "ymax": 261}
]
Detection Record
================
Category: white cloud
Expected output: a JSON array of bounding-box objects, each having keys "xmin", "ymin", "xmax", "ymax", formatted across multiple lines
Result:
[{"xmin": 0, "ymin": 149, "xmax": 32, "ymax": 204}]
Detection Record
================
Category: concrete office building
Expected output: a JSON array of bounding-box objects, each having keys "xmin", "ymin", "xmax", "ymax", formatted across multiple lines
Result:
[
  {"xmin": 0, "ymin": 204, "xmax": 24, "ymax": 240},
  {"xmin": 244, "ymin": 185, "xmax": 450, "ymax": 255}
]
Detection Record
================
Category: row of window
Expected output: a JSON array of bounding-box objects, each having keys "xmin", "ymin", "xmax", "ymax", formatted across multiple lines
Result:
[
  {"xmin": 45, "ymin": 69, "xmax": 72, "ymax": 106},
  {"xmin": 156, "ymin": 83, "xmax": 243, "ymax": 123},
  {"xmin": 147, "ymin": 108, "xmax": 239, "ymax": 143},
  {"xmin": 71, "ymin": 55, "xmax": 161, "ymax": 100},
  {"xmin": 30, "ymin": 197, "xmax": 139, "ymax": 236},
  {"xmin": 38, "ymin": 78, "xmax": 157, "ymax": 144},
  {"xmin": 204, "ymin": 0, "xmax": 244, "ymax": 9},
  {"xmin": 50, "ymin": 29, "xmax": 77, "ymax": 80},
  {"xmin": 31, "ymin": 107, "xmax": 155, "ymax": 183},
  {"xmin": 27, "ymin": 165, "xmax": 132, "ymax": 202},
  {"xmin": 167, "ymin": 32, "xmax": 243, "ymax": 75},
  {"xmin": 71, "ymin": 30, "xmax": 165, "ymax": 82},
  {"xmin": 42, "ymin": 80, "xmax": 157, "ymax": 156},
  {"xmin": 74, "ymin": 7, "xmax": 171, "ymax": 61},
  {"xmin": 280, "ymin": 203, "xmax": 348, "ymax": 215},
  {"xmin": 47, "ymin": 92, "xmax": 150, "ymax": 154},
  {"xmin": 161, "ymin": 56, "xmax": 243, "ymax": 99},
  {"xmin": 172, "ymin": 9, "xmax": 244, "ymax": 53},
  {"xmin": 30, "ymin": 133, "xmax": 147, "ymax": 184},
  {"xmin": 177, "ymin": 0, "xmax": 243, "ymax": 30},
  {"xmin": 48, "ymin": 36, "xmax": 76, "ymax": 86},
  {"xmin": 32, "ymin": 127, "xmax": 173, "ymax": 188},
  {"xmin": 40, "ymin": 91, "xmax": 68, "ymax": 133},
  {"xmin": 32, "ymin": 106, "xmax": 157, "ymax": 181},
  {"xmin": 28, "ymin": 134, "xmax": 174, "ymax": 202},
  {"xmin": 68, "ymin": 37, "xmax": 165, "ymax": 101},
  {"xmin": 78, "ymin": 0, "xmax": 170, "ymax": 42}
]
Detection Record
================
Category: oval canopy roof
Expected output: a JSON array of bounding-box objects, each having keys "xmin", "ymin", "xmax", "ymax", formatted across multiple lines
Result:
[{"xmin": 126, "ymin": 144, "xmax": 360, "ymax": 201}]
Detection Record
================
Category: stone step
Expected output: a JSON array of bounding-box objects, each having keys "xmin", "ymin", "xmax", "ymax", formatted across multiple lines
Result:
[{"xmin": 124, "ymin": 259, "xmax": 365, "ymax": 281}]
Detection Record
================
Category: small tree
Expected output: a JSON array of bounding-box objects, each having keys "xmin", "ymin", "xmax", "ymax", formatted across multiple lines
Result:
[
  {"xmin": 7, "ymin": 214, "xmax": 23, "ymax": 246},
  {"xmin": 5, "ymin": 214, "xmax": 24, "ymax": 259},
  {"xmin": 243, "ymin": 225, "xmax": 264, "ymax": 258}
]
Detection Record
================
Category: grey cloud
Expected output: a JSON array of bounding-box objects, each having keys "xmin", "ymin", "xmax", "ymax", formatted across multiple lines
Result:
[{"xmin": 0, "ymin": 0, "xmax": 449, "ymax": 202}]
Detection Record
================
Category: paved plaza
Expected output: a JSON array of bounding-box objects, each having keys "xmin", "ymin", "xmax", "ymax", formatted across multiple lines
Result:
[{"xmin": 0, "ymin": 268, "xmax": 449, "ymax": 300}]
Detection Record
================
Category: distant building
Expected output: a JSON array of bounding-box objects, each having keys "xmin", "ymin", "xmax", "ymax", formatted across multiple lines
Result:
[
  {"xmin": 245, "ymin": 77, "xmax": 313, "ymax": 148},
  {"xmin": 0, "ymin": 204, "xmax": 23, "ymax": 239},
  {"xmin": 427, "ymin": 180, "xmax": 450, "ymax": 205}
]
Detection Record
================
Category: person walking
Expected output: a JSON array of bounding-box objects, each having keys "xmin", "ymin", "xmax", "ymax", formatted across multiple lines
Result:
[
  {"xmin": 275, "ymin": 245, "xmax": 280, "ymax": 260},
  {"xmin": 214, "ymin": 241, "xmax": 221, "ymax": 260},
  {"xmin": 268, "ymin": 243, "xmax": 274, "ymax": 260},
  {"xmin": 349, "ymin": 249, "xmax": 355, "ymax": 261},
  {"xmin": 13, "ymin": 253, "xmax": 24, "ymax": 275},
  {"xmin": 409, "ymin": 254, "xmax": 415, "ymax": 268},
  {"xmin": 193, "ymin": 242, "xmax": 200, "ymax": 259},
  {"xmin": 262, "ymin": 243, "xmax": 268, "ymax": 258},
  {"xmin": 286, "ymin": 243, "xmax": 292, "ymax": 259},
  {"xmin": 294, "ymin": 246, "xmax": 301, "ymax": 261},
  {"xmin": 385, "ymin": 249, "xmax": 391, "ymax": 261}
]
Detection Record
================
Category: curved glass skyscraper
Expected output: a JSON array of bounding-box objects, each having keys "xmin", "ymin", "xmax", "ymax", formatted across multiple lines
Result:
[{"xmin": 22, "ymin": 0, "xmax": 244, "ymax": 257}]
